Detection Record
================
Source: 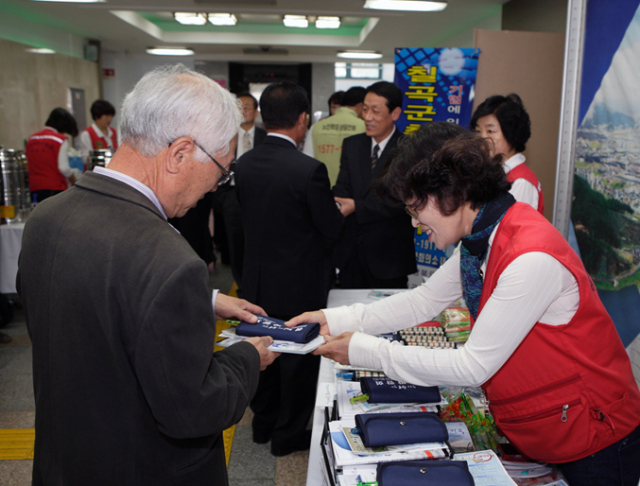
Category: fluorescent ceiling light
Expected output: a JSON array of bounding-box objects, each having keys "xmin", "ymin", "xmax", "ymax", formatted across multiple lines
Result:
[
  {"xmin": 316, "ymin": 16, "xmax": 341, "ymax": 29},
  {"xmin": 146, "ymin": 47, "xmax": 195, "ymax": 56},
  {"xmin": 26, "ymin": 48, "xmax": 56, "ymax": 54},
  {"xmin": 337, "ymin": 51, "xmax": 383, "ymax": 59},
  {"xmin": 208, "ymin": 13, "xmax": 238, "ymax": 26},
  {"xmin": 364, "ymin": 0, "xmax": 447, "ymax": 12},
  {"xmin": 283, "ymin": 15, "xmax": 308, "ymax": 28},
  {"xmin": 174, "ymin": 12, "xmax": 207, "ymax": 26}
]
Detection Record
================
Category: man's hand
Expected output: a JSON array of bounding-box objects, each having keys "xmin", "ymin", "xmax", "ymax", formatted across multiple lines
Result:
[
  {"xmin": 215, "ymin": 293, "xmax": 267, "ymax": 323},
  {"xmin": 285, "ymin": 310, "xmax": 330, "ymax": 335},
  {"xmin": 245, "ymin": 336, "xmax": 280, "ymax": 370},
  {"xmin": 312, "ymin": 332, "xmax": 353, "ymax": 365},
  {"xmin": 334, "ymin": 197, "xmax": 355, "ymax": 217}
]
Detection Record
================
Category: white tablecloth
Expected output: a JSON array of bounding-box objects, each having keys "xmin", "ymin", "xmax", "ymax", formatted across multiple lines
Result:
[
  {"xmin": 306, "ymin": 289, "xmax": 406, "ymax": 486},
  {"xmin": 0, "ymin": 223, "xmax": 25, "ymax": 294}
]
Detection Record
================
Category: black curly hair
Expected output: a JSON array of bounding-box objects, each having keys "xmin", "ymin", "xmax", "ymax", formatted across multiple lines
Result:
[
  {"xmin": 470, "ymin": 93, "xmax": 531, "ymax": 153},
  {"xmin": 377, "ymin": 123, "xmax": 510, "ymax": 215}
]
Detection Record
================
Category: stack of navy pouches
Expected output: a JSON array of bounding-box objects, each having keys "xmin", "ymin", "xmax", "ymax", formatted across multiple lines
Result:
[
  {"xmin": 235, "ymin": 316, "xmax": 320, "ymax": 343},
  {"xmin": 355, "ymin": 377, "xmax": 474, "ymax": 485}
]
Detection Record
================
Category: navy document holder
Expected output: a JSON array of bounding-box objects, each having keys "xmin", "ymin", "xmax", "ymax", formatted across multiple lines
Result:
[
  {"xmin": 355, "ymin": 412, "xmax": 448, "ymax": 447},
  {"xmin": 236, "ymin": 316, "xmax": 320, "ymax": 343},
  {"xmin": 359, "ymin": 377, "xmax": 441, "ymax": 404},
  {"xmin": 377, "ymin": 460, "xmax": 475, "ymax": 486}
]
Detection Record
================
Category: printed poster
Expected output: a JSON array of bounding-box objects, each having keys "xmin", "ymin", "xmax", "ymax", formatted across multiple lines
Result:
[{"xmin": 395, "ymin": 47, "xmax": 479, "ymax": 286}]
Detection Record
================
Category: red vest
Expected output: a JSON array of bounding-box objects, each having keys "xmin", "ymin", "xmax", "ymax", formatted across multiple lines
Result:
[
  {"xmin": 25, "ymin": 128, "xmax": 69, "ymax": 192},
  {"xmin": 506, "ymin": 163, "xmax": 544, "ymax": 215},
  {"xmin": 476, "ymin": 203, "xmax": 640, "ymax": 463},
  {"xmin": 86, "ymin": 125, "xmax": 118, "ymax": 150}
]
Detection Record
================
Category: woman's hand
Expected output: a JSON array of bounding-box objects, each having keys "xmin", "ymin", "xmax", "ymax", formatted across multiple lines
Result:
[
  {"xmin": 285, "ymin": 310, "xmax": 330, "ymax": 335},
  {"xmin": 312, "ymin": 332, "xmax": 353, "ymax": 365}
]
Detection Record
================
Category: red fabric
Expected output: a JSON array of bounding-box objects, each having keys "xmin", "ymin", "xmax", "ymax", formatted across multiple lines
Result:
[
  {"xmin": 25, "ymin": 128, "xmax": 68, "ymax": 192},
  {"xmin": 476, "ymin": 203, "xmax": 640, "ymax": 463},
  {"xmin": 86, "ymin": 125, "xmax": 118, "ymax": 150},
  {"xmin": 506, "ymin": 163, "xmax": 544, "ymax": 215}
]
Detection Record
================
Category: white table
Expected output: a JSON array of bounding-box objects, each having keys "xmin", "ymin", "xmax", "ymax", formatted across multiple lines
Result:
[
  {"xmin": 306, "ymin": 289, "xmax": 406, "ymax": 486},
  {"xmin": 0, "ymin": 222, "xmax": 25, "ymax": 294}
]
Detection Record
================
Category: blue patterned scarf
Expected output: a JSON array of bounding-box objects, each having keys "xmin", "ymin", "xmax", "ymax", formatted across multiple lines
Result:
[{"xmin": 460, "ymin": 193, "xmax": 515, "ymax": 320}]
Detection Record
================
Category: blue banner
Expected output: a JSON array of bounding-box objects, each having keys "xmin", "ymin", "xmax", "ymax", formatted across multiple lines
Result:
[{"xmin": 394, "ymin": 47, "xmax": 480, "ymax": 134}]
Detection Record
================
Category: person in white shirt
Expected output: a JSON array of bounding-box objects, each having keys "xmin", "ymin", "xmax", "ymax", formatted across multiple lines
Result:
[
  {"xmin": 287, "ymin": 123, "xmax": 640, "ymax": 486},
  {"xmin": 471, "ymin": 93, "xmax": 544, "ymax": 215},
  {"xmin": 79, "ymin": 100, "xmax": 118, "ymax": 166}
]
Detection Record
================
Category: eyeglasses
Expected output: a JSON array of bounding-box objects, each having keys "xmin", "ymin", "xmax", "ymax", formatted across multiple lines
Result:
[
  {"xmin": 405, "ymin": 200, "xmax": 423, "ymax": 219},
  {"xmin": 169, "ymin": 138, "xmax": 234, "ymax": 186}
]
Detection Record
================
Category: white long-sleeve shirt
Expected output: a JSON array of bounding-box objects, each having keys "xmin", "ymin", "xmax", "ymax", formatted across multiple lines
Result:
[
  {"xmin": 504, "ymin": 153, "xmax": 539, "ymax": 211},
  {"xmin": 323, "ymin": 223, "xmax": 580, "ymax": 388}
]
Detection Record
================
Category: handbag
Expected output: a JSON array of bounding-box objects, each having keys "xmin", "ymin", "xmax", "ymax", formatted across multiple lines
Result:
[
  {"xmin": 360, "ymin": 377, "xmax": 441, "ymax": 404},
  {"xmin": 235, "ymin": 316, "xmax": 320, "ymax": 343},
  {"xmin": 377, "ymin": 460, "xmax": 475, "ymax": 486},
  {"xmin": 355, "ymin": 412, "xmax": 448, "ymax": 447}
]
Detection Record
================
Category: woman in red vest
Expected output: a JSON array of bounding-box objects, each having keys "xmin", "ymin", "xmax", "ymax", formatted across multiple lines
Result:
[
  {"xmin": 25, "ymin": 108, "xmax": 80, "ymax": 203},
  {"xmin": 79, "ymin": 99, "xmax": 118, "ymax": 158},
  {"xmin": 288, "ymin": 124, "xmax": 640, "ymax": 486},
  {"xmin": 471, "ymin": 93, "xmax": 544, "ymax": 215}
]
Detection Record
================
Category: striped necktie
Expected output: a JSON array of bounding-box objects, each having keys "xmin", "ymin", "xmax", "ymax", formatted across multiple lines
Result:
[{"xmin": 371, "ymin": 144, "xmax": 380, "ymax": 171}]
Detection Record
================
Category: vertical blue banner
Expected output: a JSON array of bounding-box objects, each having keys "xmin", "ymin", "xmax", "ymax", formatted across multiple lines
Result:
[{"xmin": 394, "ymin": 47, "xmax": 480, "ymax": 133}]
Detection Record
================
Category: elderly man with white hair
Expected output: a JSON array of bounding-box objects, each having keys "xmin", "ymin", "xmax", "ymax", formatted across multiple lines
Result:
[{"xmin": 17, "ymin": 64, "xmax": 278, "ymax": 486}]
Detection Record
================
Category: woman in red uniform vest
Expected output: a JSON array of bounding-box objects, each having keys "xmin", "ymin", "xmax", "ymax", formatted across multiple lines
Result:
[
  {"xmin": 25, "ymin": 108, "xmax": 79, "ymax": 203},
  {"xmin": 288, "ymin": 124, "xmax": 640, "ymax": 486},
  {"xmin": 79, "ymin": 99, "xmax": 118, "ymax": 158},
  {"xmin": 471, "ymin": 94, "xmax": 544, "ymax": 215}
]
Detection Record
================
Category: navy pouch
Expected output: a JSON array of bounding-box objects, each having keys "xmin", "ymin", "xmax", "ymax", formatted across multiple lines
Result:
[
  {"xmin": 355, "ymin": 412, "xmax": 448, "ymax": 447},
  {"xmin": 377, "ymin": 460, "xmax": 475, "ymax": 486},
  {"xmin": 360, "ymin": 377, "xmax": 440, "ymax": 404},
  {"xmin": 235, "ymin": 316, "xmax": 320, "ymax": 343}
]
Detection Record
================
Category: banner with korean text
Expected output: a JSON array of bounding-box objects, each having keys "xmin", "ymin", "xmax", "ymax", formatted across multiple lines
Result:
[
  {"xmin": 395, "ymin": 47, "xmax": 480, "ymax": 287},
  {"xmin": 394, "ymin": 47, "xmax": 480, "ymax": 135}
]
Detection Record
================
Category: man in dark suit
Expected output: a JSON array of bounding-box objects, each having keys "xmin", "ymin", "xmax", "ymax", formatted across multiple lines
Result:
[
  {"xmin": 333, "ymin": 81, "xmax": 417, "ymax": 289},
  {"xmin": 213, "ymin": 92, "xmax": 267, "ymax": 293},
  {"xmin": 235, "ymin": 81, "xmax": 344, "ymax": 456},
  {"xmin": 17, "ymin": 64, "xmax": 277, "ymax": 486}
]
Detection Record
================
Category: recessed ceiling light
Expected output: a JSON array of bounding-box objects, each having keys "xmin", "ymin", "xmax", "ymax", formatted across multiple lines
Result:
[
  {"xmin": 337, "ymin": 51, "xmax": 383, "ymax": 60},
  {"xmin": 283, "ymin": 15, "xmax": 308, "ymax": 28},
  {"xmin": 174, "ymin": 13, "xmax": 207, "ymax": 26},
  {"xmin": 315, "ymin": 16, "xmax": 341, "ymax": 29},
  {"xmin": 364, "ymin": 0, "xmax": 447, "ymax": 12},
  {"xmin": 146, "ymin": 47, "xmax": 195, "ymax": 56},
  {"xmin": 208, "ymin": 13, "xmax": 238, "ymax": 26},
  {"xmin": 26, "ymin": 48, "xmax": 56, "ymax": 54}
]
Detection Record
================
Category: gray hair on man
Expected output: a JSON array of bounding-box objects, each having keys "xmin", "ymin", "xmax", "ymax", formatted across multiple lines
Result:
[{"xmin": 120, "ymin": 63, "xmax": 242, "ymax": 162}]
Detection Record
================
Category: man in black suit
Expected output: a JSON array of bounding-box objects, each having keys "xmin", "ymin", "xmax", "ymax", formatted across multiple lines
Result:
[
  {"xmin": 333, "ymin": 81, "xmax": 417, "ymax": 289},
  {"xmin": 213, "ymin": 92, "xmax": 267, "ymax": 293},
  {"xmin": 235, "ymin": 81, "xmax": 344, "ymax": 456}
]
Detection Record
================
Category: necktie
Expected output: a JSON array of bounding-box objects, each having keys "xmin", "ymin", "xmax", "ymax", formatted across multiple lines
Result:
[
  {"xmin": 371, "ymin": 144, "xmax": 380, "ymax": 171},
  {"xmin": 243, "ymin": 131, "xmax": 252, "ymax": 152}
]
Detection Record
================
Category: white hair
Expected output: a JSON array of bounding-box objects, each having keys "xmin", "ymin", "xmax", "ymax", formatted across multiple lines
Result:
[{"xmin": 120, "ymin": 64, "xmax": 242, "ymax": 162}]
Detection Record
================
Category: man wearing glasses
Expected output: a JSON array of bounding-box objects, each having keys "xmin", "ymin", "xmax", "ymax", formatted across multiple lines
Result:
[
  {"xmin": 235, "ymin": 81, "xmax": 344, "ymax": 456},
  {"xmin": 17, "ymin": 64, "xmax": 278, "ymax": 486}
]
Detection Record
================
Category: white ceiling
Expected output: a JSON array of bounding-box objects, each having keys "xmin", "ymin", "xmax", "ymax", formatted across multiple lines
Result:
[{"xmin": 1, "ymin": 0, "xmax": 510, "ymax": 62}]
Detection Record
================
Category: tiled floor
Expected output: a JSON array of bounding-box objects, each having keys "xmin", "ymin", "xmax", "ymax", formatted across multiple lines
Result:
[{"xmin": 0, "ymin": 259, "xmax": 309, "ymax": 485}]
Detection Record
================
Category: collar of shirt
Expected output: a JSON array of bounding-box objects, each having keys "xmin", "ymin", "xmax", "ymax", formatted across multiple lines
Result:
[
  {"xmin": 91, "ymin": 122, "xmax": 114, "ymax": 147},
  {"xmin": 267, "ymin": 132, "xmax": 297, "ymax": 147},
  {"xmin": 371, "ymin": 125, "xmax": 396, "ymax": 155},
  {"xmin": 93, "ymin": 166, "xmax": 169, "ymax": 221},
  {"xmin": 502, "ymin": 152, "xmax": 526, "ymax": 174}
]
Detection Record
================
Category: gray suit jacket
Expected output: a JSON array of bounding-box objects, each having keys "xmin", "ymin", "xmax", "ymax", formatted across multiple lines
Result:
[{"xmin": 18, "ymin": 171, "xmax": 260, "ymax": 486}]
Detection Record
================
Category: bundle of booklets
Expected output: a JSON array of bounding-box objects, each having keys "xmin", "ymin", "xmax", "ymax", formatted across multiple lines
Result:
[{"xmin": 320, "ymin": 368, "xmax": 519, "ymax": 486}]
